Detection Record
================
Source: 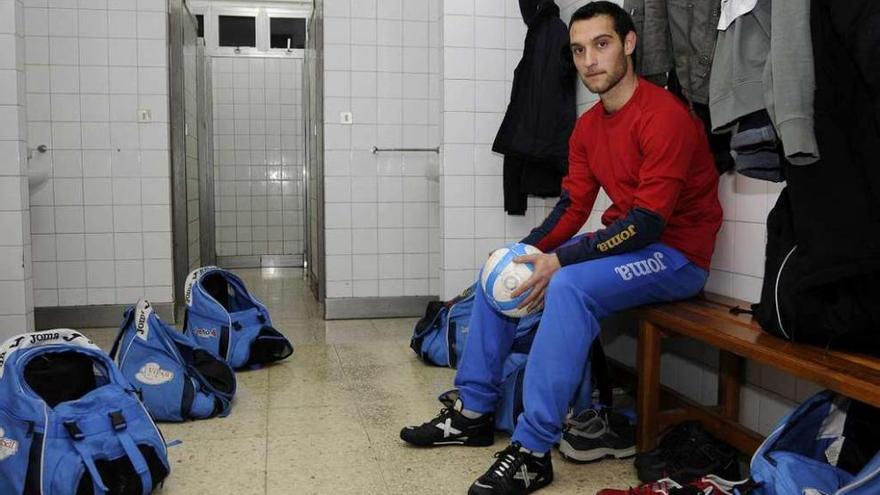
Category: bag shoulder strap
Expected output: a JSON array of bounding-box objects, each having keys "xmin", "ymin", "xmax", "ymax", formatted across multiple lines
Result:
[
  {"xmin": 109, "ymin": 307, "xmax": 136, "ymax": 362},
  {"xmin": 62, "ymin": 420, "xmax": 109, "ymax": 494}
]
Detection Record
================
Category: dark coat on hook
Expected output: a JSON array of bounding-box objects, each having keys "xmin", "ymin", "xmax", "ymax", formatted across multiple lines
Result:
[{"xmin": 493, "ymin": 0, "xmax": 576, "ymax": 215}]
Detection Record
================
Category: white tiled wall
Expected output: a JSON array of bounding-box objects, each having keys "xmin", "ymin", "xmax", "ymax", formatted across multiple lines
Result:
[
  {"xmin": 0, "ymin": 0, "xmax": 35, "ymax": 339},
  {"xmin": 322, "ymin": 0, "xmax": 442, "ymax": 299},
  {"xmin": 25, "ymin": 0, "xmax": 173, "ymax": 307},
  {"xmin": 212, "ymin": 57, "xmax": 305, "ymax": 258},
  {"xmin": 438, "ymin": 0, "xmax": 561, "ymax": 298}
]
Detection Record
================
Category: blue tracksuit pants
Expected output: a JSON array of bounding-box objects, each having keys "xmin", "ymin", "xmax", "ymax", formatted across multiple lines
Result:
[{"xmin": 453, "ymin": 241, "xmax": 708, "ymax": 453}]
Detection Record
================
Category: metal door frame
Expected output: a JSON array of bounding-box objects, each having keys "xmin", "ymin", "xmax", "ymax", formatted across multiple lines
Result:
[
  {"xmin": 197, "ymin": 39, "xmax": 216, "ymax": 267},
  {"xmin": 169, "ymin": 0, "xmax": 201, "ymax": 315},
  {"xmin": 304, "ymin": 4, "xmax": 324, "ymax": 302}
]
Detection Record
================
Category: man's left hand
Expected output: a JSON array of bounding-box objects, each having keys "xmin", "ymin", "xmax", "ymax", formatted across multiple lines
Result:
[{"xmin": 510, "ymin": 253, "xmax": 562, "ymax": 313}]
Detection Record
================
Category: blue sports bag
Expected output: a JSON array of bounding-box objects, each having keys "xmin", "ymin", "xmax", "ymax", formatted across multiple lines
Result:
[
  {"xmin": 183, "ymin": 266, "xmax": 293, "ymax": 369},
  {"xmin": 111, "ymin": 299, "xmax": 237, "ymax": 422},
  {"xmin": 0, "ymin": 329, "xmax": 170, "ymax": 494},
  {"xmin": 410, "ymin": 284, "xmax": 539, "ymax": 368},
  {"xmin": 750, "ymin": 390, "xmax": 880, "ymax": 495}
]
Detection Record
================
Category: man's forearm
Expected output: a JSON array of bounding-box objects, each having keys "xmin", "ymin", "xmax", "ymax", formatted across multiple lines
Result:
[{"xmin": 554, "ymin": 207, "xmax": 665, "ymax": 266}]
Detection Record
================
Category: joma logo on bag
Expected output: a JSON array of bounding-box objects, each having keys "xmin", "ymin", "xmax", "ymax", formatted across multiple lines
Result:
[
  {"xmin": 29, "ymin": 332, "xmax": 60, "ymax": 343},
  {"xmin": 184, "ymin": 282, "xmax": 194, "ymax": 306},
  {"xmin": 0, "ymin": 428, "xmax": 19, "ymax": 461},
  {"xmin": 137, "ymin": 305, "xmax": 149, "ymax": 331},
  {"xmin": 135, "ymin": 300, "xmax": 153, "ymax": 341},
  {"xmin": 614, "ymin": 252, "xmax": 669, "ymax": 281}
]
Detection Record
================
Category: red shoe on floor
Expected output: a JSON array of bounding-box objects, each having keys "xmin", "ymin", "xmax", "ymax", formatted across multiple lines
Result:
[
  {"xmin": 595, "ymin": 477, "xmax": 682, "ymax": 495},
  {"xmin": 596, "ymin": 474, "xmax": 753, "ymax": 495}
]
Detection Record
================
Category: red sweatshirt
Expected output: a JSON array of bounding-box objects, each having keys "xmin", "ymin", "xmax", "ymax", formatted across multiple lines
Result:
[{"xmin": 524, "ymin": 80, "xmax": 722, "ymax": 270}]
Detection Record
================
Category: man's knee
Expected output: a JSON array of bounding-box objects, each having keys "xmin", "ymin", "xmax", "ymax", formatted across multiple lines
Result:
[
  {"xmin": 546, "ymin": 266, "xmax": 581, "ymax": 298},
  {"xmin": 545, "ymin": 266, "xmax": 603, "ymax": 320}
]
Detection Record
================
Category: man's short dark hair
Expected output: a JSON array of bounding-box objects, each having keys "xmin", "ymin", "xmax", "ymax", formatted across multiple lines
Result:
[{"xmin": 569, "ymin": 1, "xmax": 636, "ymax": 43}]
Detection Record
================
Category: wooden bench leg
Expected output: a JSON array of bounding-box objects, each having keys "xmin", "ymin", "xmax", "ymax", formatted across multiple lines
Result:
[
  {"xmin": 718, "ymin": 350, "xmax": 742, "ymax": 421},
  {"xmin": 637, "ymin": 320, "xmax": 663, "ymax": 452}
]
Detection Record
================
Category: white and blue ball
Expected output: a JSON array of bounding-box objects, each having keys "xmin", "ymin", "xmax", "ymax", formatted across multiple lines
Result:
[{"xmin": 480, "ymin": 243, "xmax": 543, "ymax": 318}]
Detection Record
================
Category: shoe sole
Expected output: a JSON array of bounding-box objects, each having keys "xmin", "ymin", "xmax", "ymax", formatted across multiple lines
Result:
[
  {"xmin": 399, "ymin": 430, "xmax": 495, "ymax": 448},
  {"xmin": 525, "ymin": 477, "xmax": 552, "ymax": 494},
  {"xmin": 468, "ymin": 476, "xmax": 553, "ymax": 495},
  {"xmin": 558, "ymin": 440, "xmax": 636, "ymax": 463}
]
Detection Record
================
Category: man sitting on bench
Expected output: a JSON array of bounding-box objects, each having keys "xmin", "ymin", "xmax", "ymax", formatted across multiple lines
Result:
[{"xmin": 400, "ymin": 3, "xmax": 723, "ymax": 494}]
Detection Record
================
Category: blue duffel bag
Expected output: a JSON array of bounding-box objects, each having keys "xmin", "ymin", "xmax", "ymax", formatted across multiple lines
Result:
[
  {"xmin": 749, "ymin": 390, "xmax": 880, "ymax": 495},
  {"xmin": 183, "ymin": 266, "xmax": 293, "ymax": 369},
  {"xmin": 410, "ymin": 284, "xmax": 540, "ymax": 368},
  {"xmin": 111, "ymin": 299, "xmax": 237, "ymax": 422},
  {"xmin": 0, "ymin": 329, "xmax": 170, "ymax": 494}
]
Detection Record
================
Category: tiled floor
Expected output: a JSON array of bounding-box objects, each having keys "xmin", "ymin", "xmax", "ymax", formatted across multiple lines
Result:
[{"xmin": 82, "ymin": 268, "xmax": 640, "ymax": 494}]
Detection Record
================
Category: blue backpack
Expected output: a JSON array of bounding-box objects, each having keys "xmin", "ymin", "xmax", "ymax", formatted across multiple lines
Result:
[
  {"xmin": 0, "ymin": 330, "xmax": 170, "ymax": 495},
  {"xmin": 111, "ymin": 299, "xmax": 237, "ymax": 422},
  {"xmin": 410, "ymin": 284, "xmax": 540, "ymax": 368},
  {"xmin": 183, "ymin": 266, "xmax": 293, "ymax": 369},
  {"xmin": 750, "ymin": 390, "xmax": 880, "ymax": 495}
]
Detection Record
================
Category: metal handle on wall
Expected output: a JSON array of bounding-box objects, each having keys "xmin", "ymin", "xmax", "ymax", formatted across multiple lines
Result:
[
  {"xmin": 26, "ymin": 144, "xmax": 49, "ymax": 160},
  {"xmin": 371, "ymin": 146, "xmax": 440, "ymax": 154}
]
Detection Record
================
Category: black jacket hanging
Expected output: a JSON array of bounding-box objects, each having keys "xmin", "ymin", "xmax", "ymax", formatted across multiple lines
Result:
[
  {"xmin": 493, "ymin": 0, "xmax": 576, "ymax": 215},
  {"xmin": 752, "ymin": 0, "xmax": 880, "ymax": 353}
]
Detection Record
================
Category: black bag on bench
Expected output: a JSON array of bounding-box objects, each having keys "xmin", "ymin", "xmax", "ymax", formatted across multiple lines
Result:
[{"xmin": 753, "ymin": 188, "xmax": 880, "ymax": 353}]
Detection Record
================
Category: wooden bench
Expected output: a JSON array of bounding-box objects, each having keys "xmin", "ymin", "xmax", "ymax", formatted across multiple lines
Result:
[{"xmin": 632, "ymin": 292, "xmax": 880, "ymax": 455}]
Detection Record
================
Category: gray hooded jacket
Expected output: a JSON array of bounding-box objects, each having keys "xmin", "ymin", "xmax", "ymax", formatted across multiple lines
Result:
[{"xmin": 709, "ymin": 0, "xmax": 819, "ymax": 165}]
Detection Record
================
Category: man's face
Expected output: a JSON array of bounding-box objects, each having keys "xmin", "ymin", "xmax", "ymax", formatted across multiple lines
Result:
[{"xmin": 569, "ymin": 15, "xmax": 634, "ymax": 95}]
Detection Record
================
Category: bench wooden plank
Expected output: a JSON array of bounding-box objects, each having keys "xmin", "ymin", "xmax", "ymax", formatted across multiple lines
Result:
[
  {"xmin": 634, "ymin": 299, "xmax": 880, "ymax": 408},
  {"xmin": 632, "ymin": 292, "xmax": 880, "ymax": 453}
]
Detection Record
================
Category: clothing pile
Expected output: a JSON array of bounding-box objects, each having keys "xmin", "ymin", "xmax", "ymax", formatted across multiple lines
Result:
[{"xmin": 625, "ymin": 0, "xmax": 880, "ymax": 352}]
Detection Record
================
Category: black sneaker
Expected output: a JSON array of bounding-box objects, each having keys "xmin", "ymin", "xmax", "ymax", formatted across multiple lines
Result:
[
  {"xmin": 400, "ymin": 399, "xmax": 495, "ymax": 447},
  {"xmin": 636, "ymin": 422, "xmax": 740, "ymax": 484},
  {"xmin": 558, "ymin": 408, "xmax": 636, "ymax": 463},
  {"xmin": 469, "ymin": 442, "xmax": 553, "ymax": 495},
  {"xmin": 634, "ymin": 421, "xmax": 702, "ymax": 471}
]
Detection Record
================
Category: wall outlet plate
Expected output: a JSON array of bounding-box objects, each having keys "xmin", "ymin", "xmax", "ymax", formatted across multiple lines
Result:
[
  {"xmin": 340, "ymin": 111, "xmax": 353, "ymax": 124},
  {"xmin": 138, "ymin": 108, "xmax": 153, "ymax": 122}
]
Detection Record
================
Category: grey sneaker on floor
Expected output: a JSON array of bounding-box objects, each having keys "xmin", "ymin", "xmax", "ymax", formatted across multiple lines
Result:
[{"xmin": 558, "ymin": 408, "xmax": 636, "ymax": 463}]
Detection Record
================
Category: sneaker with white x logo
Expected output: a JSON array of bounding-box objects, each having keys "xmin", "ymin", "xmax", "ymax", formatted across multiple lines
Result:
[
  {"xmin": 468, "ymin": 442, "xmax": 554, "ymax": 495},
  {"xmin": 400, "ymin": 398, "xmax": 495, "ymax": 447}
]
